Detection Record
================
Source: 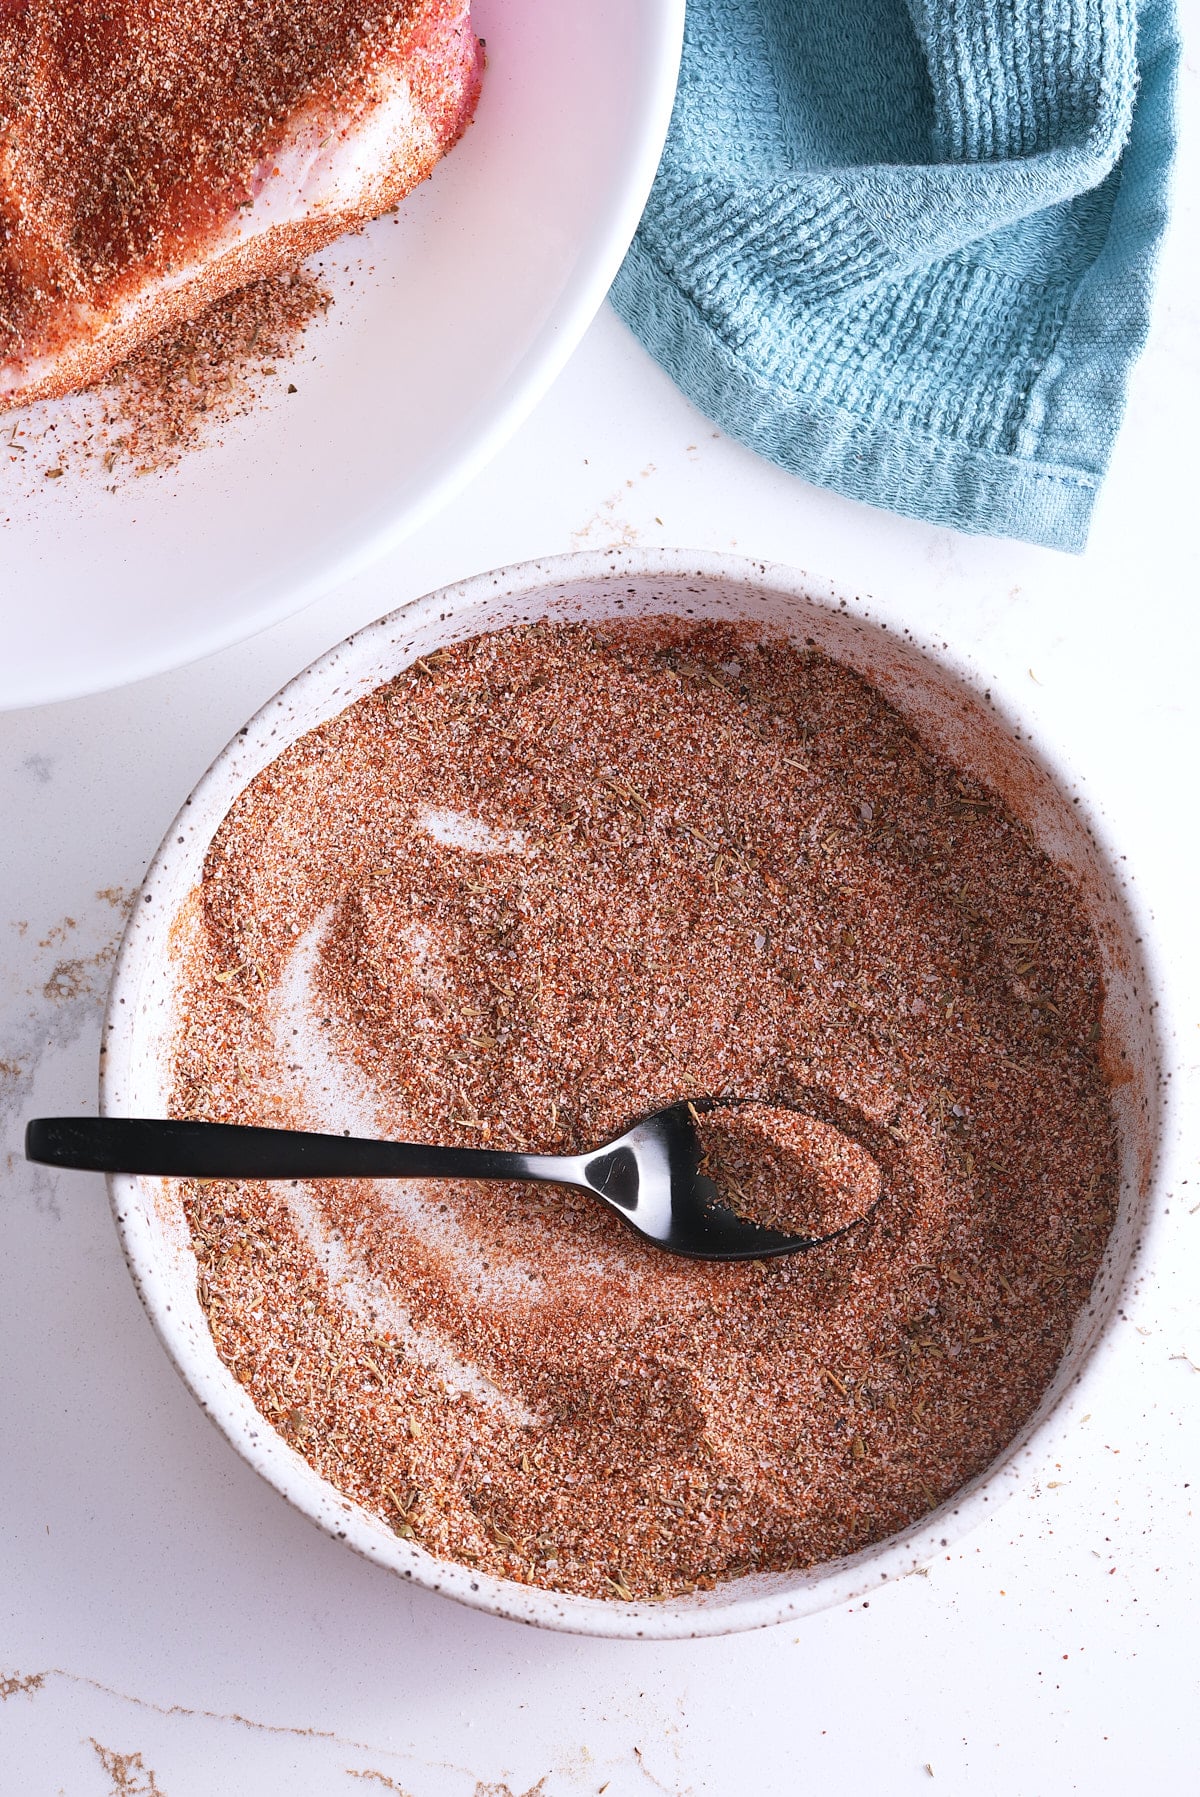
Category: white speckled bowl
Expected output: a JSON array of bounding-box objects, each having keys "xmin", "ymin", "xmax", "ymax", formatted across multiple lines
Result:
[{"xmin": 100, "ymin": 550, "xmax": 1162, "ymax": 1638}]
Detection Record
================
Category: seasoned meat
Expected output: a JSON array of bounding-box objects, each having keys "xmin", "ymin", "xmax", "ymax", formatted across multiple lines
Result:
[{"xmin": 0, "ymin": 0, "xmax": 482, "ymax": 410}]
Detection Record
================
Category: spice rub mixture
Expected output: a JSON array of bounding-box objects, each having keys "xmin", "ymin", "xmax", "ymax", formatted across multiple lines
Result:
[{"xmin": 172, "ymin": 619, "xmax": 1119, "ymax": 1601}]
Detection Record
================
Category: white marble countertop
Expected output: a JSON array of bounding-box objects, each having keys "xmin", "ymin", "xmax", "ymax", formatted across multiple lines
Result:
[{"xmin": 3, "ymin": 62, "xmax": 1199, "ymax": 1794}]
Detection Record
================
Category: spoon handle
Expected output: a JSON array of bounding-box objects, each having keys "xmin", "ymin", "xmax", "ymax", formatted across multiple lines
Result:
[{"xmin": 25, "ymin": 1116, "xmax": 565, "ymax": 1185}]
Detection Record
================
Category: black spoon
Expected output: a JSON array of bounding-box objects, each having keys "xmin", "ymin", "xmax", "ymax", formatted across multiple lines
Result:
[{"xmin": 25, "ymin": 1102, "xmax": 871, "ymax": 1261}]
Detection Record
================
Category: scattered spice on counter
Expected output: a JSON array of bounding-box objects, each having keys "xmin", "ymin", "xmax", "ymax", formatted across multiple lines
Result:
[{"xmin": 171, "ymin": 617, "xmax": 1120, "ymax": 1601}]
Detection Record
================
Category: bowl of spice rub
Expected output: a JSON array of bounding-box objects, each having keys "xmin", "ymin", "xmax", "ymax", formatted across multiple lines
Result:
[{"xmin": 98, "ymin": 550, "xmax": 1161, "ymax": 1637}]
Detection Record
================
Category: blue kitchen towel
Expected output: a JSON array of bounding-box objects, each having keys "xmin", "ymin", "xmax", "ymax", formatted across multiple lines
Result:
[{"xmin": 610, "ymin": 0, "xmax": 1177, "ymax": 550}]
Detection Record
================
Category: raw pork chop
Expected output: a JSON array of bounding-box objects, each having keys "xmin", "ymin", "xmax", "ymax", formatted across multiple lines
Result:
[{"xmin": 0, "ymin": 0, "xmax": 482, "ymax": 410}]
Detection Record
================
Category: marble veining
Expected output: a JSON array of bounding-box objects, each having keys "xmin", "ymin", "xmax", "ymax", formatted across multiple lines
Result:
[{"xmin": 2, "ymin": 1666, "xmax": 585, "ymax": 1796}]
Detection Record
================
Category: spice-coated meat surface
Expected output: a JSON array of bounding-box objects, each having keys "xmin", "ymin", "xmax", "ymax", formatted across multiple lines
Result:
[
  {"xmin": 0, "ymin": 0, "xmax": 481, "ymax": 409},
  {"xmin": 171, "ymin": 619, "xmax": 1120, "ymax": 1603}
]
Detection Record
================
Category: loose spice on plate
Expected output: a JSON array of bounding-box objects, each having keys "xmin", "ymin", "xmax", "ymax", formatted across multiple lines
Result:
[
  {"xmin": 172, "ymin": 618, "xmax": 1120, "ymax": 1602},
  {"xmin": 14, "ymin": 267, "xmax": 331, "ymax": 487}
]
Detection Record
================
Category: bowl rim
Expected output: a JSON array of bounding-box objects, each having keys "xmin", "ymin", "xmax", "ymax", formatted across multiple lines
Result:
[{"xmin": 99, "ymin": 546, "xmax": 1167, "ymax": 1639}]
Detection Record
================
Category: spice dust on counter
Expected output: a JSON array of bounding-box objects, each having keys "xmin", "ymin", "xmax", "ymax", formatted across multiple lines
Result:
[
  {"xmin": 171, "ymin": 618, "xmax": 1120, "ymax": 1602},
  {"xmin": 9, "ymin": 267, "xmax": 330, "ymax": 489}
]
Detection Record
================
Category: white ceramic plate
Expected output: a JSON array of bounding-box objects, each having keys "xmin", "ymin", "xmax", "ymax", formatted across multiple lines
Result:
[
  {"xmin": 101, "ymin": 549, "xmax": 1162, "ymax": 1638},
  {"xmin": 0, "ymin": 0, "xmax": 683, "ymax": 711}
]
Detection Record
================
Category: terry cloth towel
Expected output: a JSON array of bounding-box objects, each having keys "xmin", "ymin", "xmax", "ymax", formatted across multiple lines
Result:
[{"xmin": 610, "ymin": 0, "xmax": 1178, "ymax": 551}]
